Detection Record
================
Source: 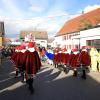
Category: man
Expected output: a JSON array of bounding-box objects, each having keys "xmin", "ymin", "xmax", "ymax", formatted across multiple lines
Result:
[
  {"xmin": 53, "ymin": 48, "xmax": 58, "ymax": 68},
  {"xmin": 11, "ymin": 46, "xmax": 20, "ymax": 77},
  {"xmin": 70, "ymin": 48, "xmax": 80, "ymax": 77},
  {"xmin": 79, "ymin": 46, "xmax": 91, "ymax": 79},
  {"xmin": 23, "ymin": 42, "xmax": 41, "ymax": 94}
]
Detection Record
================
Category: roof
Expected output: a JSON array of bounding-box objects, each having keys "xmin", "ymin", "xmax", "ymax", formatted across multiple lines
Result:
[
  {"xmin": 48, "ymin": 38, "xmax": 54, "ymax": 43},
  {"xmin": 56, "ymin": 8, "xmax": 100, "ymax": 36},
  {"xmin": 20, "ymin": 31, "xmax": 48, "ymax": 40}
]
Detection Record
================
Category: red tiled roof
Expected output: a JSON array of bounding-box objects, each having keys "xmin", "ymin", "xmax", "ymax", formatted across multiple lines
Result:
[{"xmin": 56, "ymin": 8, "xmax": 100, "ymax": 36}]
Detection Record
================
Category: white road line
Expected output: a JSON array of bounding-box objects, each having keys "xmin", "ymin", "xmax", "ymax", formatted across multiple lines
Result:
[
  {"xmin": 0, "ymin": 81, "xmax": 25, "ymax": 93},
  {"xmin": 0, "ymin": 77, "xmax": 13, "ymax": 83}
]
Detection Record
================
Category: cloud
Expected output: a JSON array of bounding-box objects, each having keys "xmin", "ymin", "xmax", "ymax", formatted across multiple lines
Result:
[
  {"xmin": 1, "ymin": 0, "xmax": 23, "ymax": 18},
  {"xmin": 2, "ymin": 0, "xmax": 100, "ymax": 39},
  {"xmin": 29, "ymin": 5, "xmax": 45, "ymax": 12},
  {"xmin": 4, "ymin": 18, "xmax": 45, "ymax": 38},
  {"xmin": 0, "ymin": 9, "xmax": 3, "ymax": 14},
  {"xmin": 4, "ymin": 9, "xmax": 71, "ymax": 38},
  {"xmin": 1, "ymin": 0, "xmax": 75, "ymax": 38},
  {"xmin": 83, "ymin": 5, "xmax": 100, "ymax": 13},
  {"xmin": 4, "ymin": 17, "xmax": 63, "ymax": 38}
]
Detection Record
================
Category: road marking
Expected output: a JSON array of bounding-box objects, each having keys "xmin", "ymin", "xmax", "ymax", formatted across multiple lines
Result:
[
  {"xmin": 0, "ymin": 77, "xmax": 13, "ymax": 83},
  {"xmin": 0, "ymin": 81, "xmax": 25, "ymax": 93}
]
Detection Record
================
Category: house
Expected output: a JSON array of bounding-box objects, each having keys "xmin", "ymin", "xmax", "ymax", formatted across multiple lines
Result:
[
  {"xmin": 20, "ymin": 31, "xmax": 48, "ymax": 48},
  {"xmin": 47, "ymin": 38, "xmax": 55, "ymax": 48},
  {"xmin": 55, "ymin": 8, "xmax": 100, "ymax": 50}
]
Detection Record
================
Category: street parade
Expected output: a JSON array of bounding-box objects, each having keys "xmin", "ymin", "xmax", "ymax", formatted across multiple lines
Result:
[
  {"xmin": 0, "ymin": 0, "xmax": 100, "ymax": 100},
  {"xmin": 1, "ymin": 33, "xmax": 100, "ymax": 95}
]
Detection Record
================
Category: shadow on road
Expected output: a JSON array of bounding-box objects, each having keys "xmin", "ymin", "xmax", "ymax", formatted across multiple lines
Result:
[{"xmin": 0, "ymin": 59, "xmax": 100, "ymax": 100}]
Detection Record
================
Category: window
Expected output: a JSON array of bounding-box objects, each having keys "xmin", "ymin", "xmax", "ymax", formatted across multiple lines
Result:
[
  {"xmin": 41, "ymin": 41, "xmax": 45, "ymax": 43},
  {"xmin": 87, "ymin": 39, "xmax": 100, "ymax": 49},
  {"xmin": 62, "ymin": 36, "xmax": 66, "ymax": 40}
]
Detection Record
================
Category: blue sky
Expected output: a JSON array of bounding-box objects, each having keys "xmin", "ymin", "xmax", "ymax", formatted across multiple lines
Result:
[{"xmin": 0, "ymin": 0, "xmax": 100, "ymax": 39}]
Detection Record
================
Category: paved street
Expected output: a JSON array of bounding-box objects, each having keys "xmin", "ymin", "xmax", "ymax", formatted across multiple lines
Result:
[{"xmin": 0, "ymin": 58, "xmax": 100, "ymax": 100}]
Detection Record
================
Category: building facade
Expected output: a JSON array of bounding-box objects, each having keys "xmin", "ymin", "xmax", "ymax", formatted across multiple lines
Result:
[
  {"xmin": 20, "ymin": 31, "xmax": 48, "ymax": 48},
  {"xmin": 55, "ymin": 8, "xmax": 100, "ymax": 50},
  {"xmin": 0, "ymin": 22, "xmax": 5, "ymax": 46}
]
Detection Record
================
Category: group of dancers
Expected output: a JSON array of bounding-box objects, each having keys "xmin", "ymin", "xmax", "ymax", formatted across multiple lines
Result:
[{"xmin": 53, "ymin": 46, "xmax": 91, "ymax": 79}]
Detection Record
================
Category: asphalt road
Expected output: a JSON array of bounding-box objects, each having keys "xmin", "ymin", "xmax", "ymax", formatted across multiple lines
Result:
[{"xmin": 0, "ymin": 58, "xmax": 100, "ymax": 100}]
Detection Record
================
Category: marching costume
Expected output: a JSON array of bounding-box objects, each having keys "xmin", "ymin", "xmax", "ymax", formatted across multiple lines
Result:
[
  {"xmin": 79, "ymin": 46, "xmax": 91, "ymax": 79},
  {"xmin": 11, "ymin": 47, "xmax": 21, "ymax": 77},
  {"xmin": 53, "ymin": 51, "xmax": 58, "ymax": 68},
  {"xmin": 11, "ymin": 39, "xmax": 41, "ymax": 94},
  {"xmin": 70, "ymin": 48, "xmax": 79, "ymax": 76},
  {"xmin": 23, "ymin": 42, "xmax": 41, "ymax": 94}
]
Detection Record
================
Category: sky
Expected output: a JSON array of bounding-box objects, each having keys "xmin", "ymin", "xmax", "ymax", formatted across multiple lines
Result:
[{"xmin": 0, "ymin": 0, "xmax": 100, "ymax": 39}]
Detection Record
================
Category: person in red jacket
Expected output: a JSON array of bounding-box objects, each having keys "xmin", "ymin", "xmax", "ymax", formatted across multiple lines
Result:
[
  {"xmin": 19, "ymin": 45, "xmax": 27, "ymax": 82},
  {"xmin": 23, "ymin": 42, "xmax": 41, "ymax": 94},
  {"xmin": 79, "ymin": 46, "xmax": 91, "ymax": 79},
  {"xmin": 70, "ymin": 48, "xmax": 80, "ymax": 77},
  {"xmin": 11, "ymin": 46, "xmax": 21, "ymax": 77},
  {"xmin": 53, "ymin": 49, "xmax": 58, "ymax": 68}
]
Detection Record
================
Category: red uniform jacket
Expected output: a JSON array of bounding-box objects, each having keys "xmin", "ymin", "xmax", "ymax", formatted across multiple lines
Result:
[
  {"xmin": 79, "ymin": 51, "xmax": 91, "ymax": 66},
  {"xmin": 24, "ymin": 50, "xmax": 41, "ymax": 75},
  {"xmin": 11, "ymin": 52, "xmax": 18, "ymax": 68},
  {"xmin": 53, "ymin": 54, "xmax": 58, "ymax": 64},
  {"xmin": 69, "ymin": 54, "xmax": 80, "ymax": 69},
  {"xmin": 62, "ymin": 53, "xmax": 71, "ymax": 65}
]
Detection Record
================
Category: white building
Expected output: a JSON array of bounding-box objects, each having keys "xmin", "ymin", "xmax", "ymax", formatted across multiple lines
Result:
[
  {"xmin": 72, "ymin": 27, "xmax": 100, "ymax": 49},
  {"xmin": 20, "ymin": 31, "xmax": 48, "ymax": 48},
  {"xmin": 55, "ymin": 8, "xmax": 100, "ymax": 50},
  {"xmin": 47, "ymin": 38, "xmax": 55, "ymax": 48}
]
